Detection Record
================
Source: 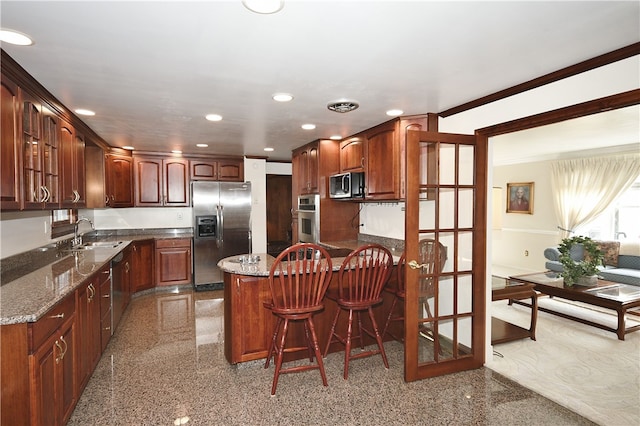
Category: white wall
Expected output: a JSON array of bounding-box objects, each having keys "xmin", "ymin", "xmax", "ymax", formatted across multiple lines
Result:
[
  {"xmin": 1, "ymin": 210, "xmax": 57, "ymax": 258},
  {"xmin": 245, "ymin": 157, "xmax": 267, "ymax": 254},
  {"xmin": 492, "ymin": 160, "xmax": 559, "ymax": 272}
]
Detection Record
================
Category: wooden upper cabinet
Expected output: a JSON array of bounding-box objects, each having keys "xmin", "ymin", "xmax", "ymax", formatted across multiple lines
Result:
[
  {"xmin": 190, "ymin": 159, "xmax": 217, "ymax": 180},
  {"xmin": 293, "ymin": 142, "xmax": 319, "ymax": 194},
  {"xmin": 134, "ymin": 156, "xmax": 162, "ymax": 206},
  {"xmin": 105, "ymin": 152, "xmax": 134, "ymax": 207},
  {"xmin": 218, "ymin": 159, "xmax": 243, "ymax": 181},
  {"xmin": 339, "ymin": 134, "xmax": 366, "ymax": 173},
  {"xmin": 134, "ymin": 155, "xmax": 189, "ymax": 207},
  {"xmin": 163, "ymin": 158, "xmax": 189, "ymax": 206},
  {"xmin": 0, "ymin": 74, "xmax": 21, "ymax": 210},
  {"xmin": 190, "ymin": 158, "xmax": 244, "ymax": 182},
  {"xmin": 364, "ymin": 121, "xmax": 398, "ymax": 200},
  {"xmin": 21, "ymin": 91, "xmax": 45, "ymax": 209},
  {"xmin": 337, "ymin": 115, "xmax": 432, "ymax": 201},
  {"xmin": 59, "ymin": 118, "xmax": 86, "ymax": 208}
]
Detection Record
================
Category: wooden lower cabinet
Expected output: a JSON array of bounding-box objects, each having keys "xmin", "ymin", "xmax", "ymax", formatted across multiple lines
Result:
[
  {"xmin": 155, "ymin": 238, "xmax": 192, "ymax": 286},
  {"xmin": 77, "ymin": 276, "xmax": 100, "ymax": 393},
  {"xmin": 30, "ymin": 315, "xmax": 76, "ymax": 426},
  {"xmin": 224, "ymin": 273, "xmax": 275, "ymax": 364},
  {"xmin": 131, "ymin": 239, "xmax": 155, "ymax": 292}
]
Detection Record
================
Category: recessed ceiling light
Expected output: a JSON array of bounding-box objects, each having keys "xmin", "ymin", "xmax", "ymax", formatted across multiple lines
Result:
[
  {"xmin": 329, "ymin": 135, "xmax": 342, "ymax": 140},
  {"xmin": 205, "ymin": 114, "xmax": 222, "ymax": 122},
  {"xmin": 0, "ymin": 29, "xmax": 34, "ymax": 46},
  {"xmin": 301, "ymin": 124, "xmax": 316, "ymax": 130},
  {"xmin": 122, "ymin": 146, "xmax": 135, "ymax": 150},
  {"xmin": 264, "ymin": 147, "xmax": 274, "ymax": 152},
  {"xmin": 171, "ymin": 150, "xmax": 182, "ymax": 154},
  {"xmin": 272, "ymin": 93, "xmax": 293, "ymax": 102},
  {"xmin": 75, "ymin": 109, "xmax": 95, "ymax": 116},
  {"xmin": 196, "ymin": 143, "xmax": 208, "ymax": 148},
  {"xmin": 386, "ymin": 109, "xmax": 403, "ymax": 117},
  {"xmin": 242, "ymin": 0, "xmax": 284, "ymax": 14}
]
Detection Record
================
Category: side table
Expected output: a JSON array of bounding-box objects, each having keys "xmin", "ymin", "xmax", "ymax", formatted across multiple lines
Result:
[{"xmin": 491, "ymin": 281, "xmax": 537, "ymax": 345}]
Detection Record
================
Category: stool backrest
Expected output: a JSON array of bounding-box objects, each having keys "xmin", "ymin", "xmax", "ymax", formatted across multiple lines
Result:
[
  {"xmin": 338, "ymin": 244, "xmax": 393, "ymax": 304},
  {"xmin": 268, "ymin": 243, "xmax": 333, "ymax": 311}
]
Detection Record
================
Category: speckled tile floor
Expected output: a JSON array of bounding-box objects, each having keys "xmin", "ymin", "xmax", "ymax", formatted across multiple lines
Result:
[{"xmin": 68, "ymin": 289, "xmax": 595, "ymax": 426}]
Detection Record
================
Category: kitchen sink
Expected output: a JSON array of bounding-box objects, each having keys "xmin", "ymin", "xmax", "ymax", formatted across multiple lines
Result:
[
  {"xmin": 65, "ymin": 241, "xmax": 125, "ymax": 252},
  {"xmin": 82, "ymin": 241, "xmax": 124, "ymax": 248}
]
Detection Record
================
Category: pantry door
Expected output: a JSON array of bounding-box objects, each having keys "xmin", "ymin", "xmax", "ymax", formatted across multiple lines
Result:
[{"xmin": 404, "ymin": 130, "xmax": 486, "ymax": 381}]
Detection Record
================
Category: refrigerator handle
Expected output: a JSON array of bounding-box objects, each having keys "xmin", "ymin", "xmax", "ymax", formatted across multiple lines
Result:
[
  {"xmin": 248, "ymin": 230, "xmax": 252, "ymax": 253},
  {"xmin": 218, "ymin": 205, "xmax": 224, "ymax": 243}
]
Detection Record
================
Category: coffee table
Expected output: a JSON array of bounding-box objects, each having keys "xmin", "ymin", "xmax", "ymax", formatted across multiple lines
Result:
[{"xmin": 509, "ymin": 272, "xmax": 640, "ymax": 340}]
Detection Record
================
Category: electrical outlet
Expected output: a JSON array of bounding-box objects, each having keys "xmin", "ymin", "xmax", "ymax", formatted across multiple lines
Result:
[{"xmin": 177, "ymin": 212, "xmax": 183, "ymax": 220}]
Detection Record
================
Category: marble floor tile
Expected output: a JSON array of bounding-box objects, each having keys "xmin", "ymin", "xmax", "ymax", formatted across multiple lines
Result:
[{"xmin": 69, "ymin": 289, "xmax": 595, "ymax": 426}]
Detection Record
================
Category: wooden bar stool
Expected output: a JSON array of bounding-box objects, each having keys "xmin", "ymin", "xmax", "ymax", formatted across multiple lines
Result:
[
  {"xmin": 263, "ymin": 243, "xmax": 333, "ymax": 395},
  {"xmin": 323, "ymin": 244, "xmax": 393, "ymax": 379},
  {"xmin": 383, "ymin": 239, "xmax": 447, "ymax": 351}
]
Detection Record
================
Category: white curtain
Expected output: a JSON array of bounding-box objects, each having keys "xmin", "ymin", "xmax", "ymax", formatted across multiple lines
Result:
[{"xmin": 551, "ymin": 153, "xmax": 640, "ymax": 239}]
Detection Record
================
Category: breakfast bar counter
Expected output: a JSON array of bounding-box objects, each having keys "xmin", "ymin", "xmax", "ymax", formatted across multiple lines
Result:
[{"xmin": 218, "ymin": 252, "xmax": 400, "ymax": 364}]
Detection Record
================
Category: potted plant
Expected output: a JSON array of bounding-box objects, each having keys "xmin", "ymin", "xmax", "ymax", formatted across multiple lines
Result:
[{"xmin": 558, "ymin": 235, "xmax": 604, "ymax": 286}]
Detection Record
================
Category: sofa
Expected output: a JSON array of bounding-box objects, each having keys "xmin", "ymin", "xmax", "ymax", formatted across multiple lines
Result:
[{"xmin": 544, "ymin": 240, "xmax": 640, "ymax": 287}]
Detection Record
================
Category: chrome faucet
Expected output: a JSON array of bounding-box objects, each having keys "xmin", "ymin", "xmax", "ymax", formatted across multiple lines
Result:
[{"xmin": 73, "ymin": 217, "xmax": 94, "ymax": 247}]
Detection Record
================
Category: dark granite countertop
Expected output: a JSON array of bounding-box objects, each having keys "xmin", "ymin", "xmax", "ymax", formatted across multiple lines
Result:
[{"xmin": 0, "ymin": 228, "xmax": 193, "ymax": 325}]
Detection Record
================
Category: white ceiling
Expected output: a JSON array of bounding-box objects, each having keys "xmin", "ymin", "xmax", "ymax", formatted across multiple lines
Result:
[{"xmin": 1, "ymin": 1, "xmax": 639, "ymax": 162}]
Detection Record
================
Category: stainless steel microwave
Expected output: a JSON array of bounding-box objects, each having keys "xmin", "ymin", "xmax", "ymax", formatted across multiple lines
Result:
[{"xmin": 329, "ymin": 172, "xmax": 365, "ymax": 199}]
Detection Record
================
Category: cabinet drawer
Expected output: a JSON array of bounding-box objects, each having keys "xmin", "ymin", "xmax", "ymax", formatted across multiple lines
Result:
[
  {"xmin": 29, "ymin": 294, "xmax": 75, "ymax": 351},
  {"xmin": 155, "ymin": 238, "xmax": 191, "ymax": 249}
]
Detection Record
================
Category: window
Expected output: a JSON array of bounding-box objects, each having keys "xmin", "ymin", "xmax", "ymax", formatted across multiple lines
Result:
[{"xmin": 575, "ymin": 176, "xmax": 640, "ymax": 240}]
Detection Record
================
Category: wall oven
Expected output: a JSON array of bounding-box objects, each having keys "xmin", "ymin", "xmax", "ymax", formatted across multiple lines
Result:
[{"xmin": 297, "ymin": 194, "xmax": 319, "ymax": 243}]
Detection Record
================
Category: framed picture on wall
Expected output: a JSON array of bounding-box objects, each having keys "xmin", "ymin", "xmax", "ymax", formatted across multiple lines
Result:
[{"xmin": 506, "ymin": 182, "xmax": 534, "ymax": 214}]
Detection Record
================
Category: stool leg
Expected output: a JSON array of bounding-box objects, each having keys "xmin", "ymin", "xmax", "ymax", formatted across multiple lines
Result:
[
  {"xmin": 265, "ymin": 316, "xmax": 282, "ymax": 369},
  {"xmin": 356, "ymin": 311, "xmax": 365, "ymax": 350},
  {"xmin": 271, "ymin": 318, "xmax": 290, "ymax": 395},
  {"xmin": 323, "ymin": 309, "xmax": 341, "ymax": 358},
  {"xmin": 382, "ymin": 296, "xmax": 398, "ymax": 340},
  {"xmin": 368, "ymin": 306, "xmax": 389, "ymax": 369},
  {"xmin": 344, "ymin": 309, "xmax": 354, "ymax": 380},
  {"xmin": 306, "ymin": 317, "xmax": 328, "ymax": 387}
]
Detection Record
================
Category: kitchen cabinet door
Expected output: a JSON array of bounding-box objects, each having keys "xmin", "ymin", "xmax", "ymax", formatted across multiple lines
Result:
[
  {"xmin": 223, "ymin": 273, "xmax": 274, "ymax": 363},
  {"xmin": 190, "ymin": 158, "xmax": 244, "ymax": 182},
  {"xmin": 155, "ymin": 238, "xmax": 192, "ymax": 286},
  {"xmin": 131, "ymin": 239, "xmax": 155, "ymax": 293},
  {"xmin": 135, "ymin": 156, "xmax": 189, "ymax": 206},
  {"xmin": 292, "ymin": 142, "xmax": 319, "ymax": 194},
  {"xmin": 60, "ymin": 118, "xmax": 86, "ymax": 208},
  {"xmin": 30, "ymin": 315, "xmax": 76, "ymax": 426},
  {"xmin": 190, "ymin": 159, "xmax": 218, "ymax": 180},
  {"xmin": 339, "ymin": 134, "xmax": 366, "ymax": 173},
  {"xmin": 364, "ymin": 121, "xmax": 398, "ymax": 200},
  {"xmin": 77, "ymin": 271, "xmax": 103, "ymax": 392},
  {"xmin": 218, "ymin": 159, "xmax": 244, "ymax": 181},
  {"xmin": 21, "ymin": 91, "xmax": 46, "ymax": 209},
  {"xmin": 105, "ymin": 152, "xmax": 134, "ymax": 207},
  {"xmin": 0, "ymin": 74, "xmax": 21, "ymax": 210},
  {"xmin": 163, "ymin": 158, "xmax": 189, "ymax": 206},
  {"xmin": 134, "ymin": 156, "xmax": 162, "ymax": 206}
]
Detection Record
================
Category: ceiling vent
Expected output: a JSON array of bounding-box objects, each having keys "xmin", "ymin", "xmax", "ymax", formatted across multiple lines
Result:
[{"xmin": 327, "ymin": 100, "xmax": 359, "ymax": 113}]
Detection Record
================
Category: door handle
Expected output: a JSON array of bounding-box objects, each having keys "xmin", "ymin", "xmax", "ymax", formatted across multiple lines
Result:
[{"xmin": 408, "ymin": 260, "xmax": 430, "ymax": 270}]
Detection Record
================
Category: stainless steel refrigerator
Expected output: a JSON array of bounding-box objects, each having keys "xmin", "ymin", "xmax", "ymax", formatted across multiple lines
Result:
[{"xmin": 192, "ymin": 181, "xmax": 252, "ymax": 290}]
